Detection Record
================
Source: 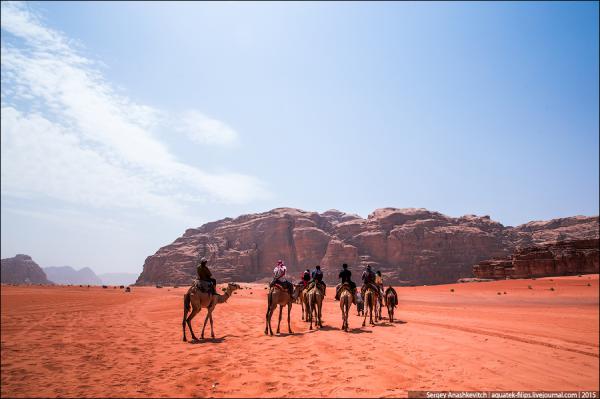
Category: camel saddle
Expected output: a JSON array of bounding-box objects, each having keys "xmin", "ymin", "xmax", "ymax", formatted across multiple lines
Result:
[
  {"xmin": 193, "ymin": 279, "xmax": 214, "ymax": 294},
  {"xmin": 272, "ymin": 282, "xmax": 287, "ymax": 291},
  {"xmin": 307, "ymin": 280, "xmax": 325, "ymax": 293},
  {"xmin": 338, "ymin": 282, "xmax": 355, "ymax": 302}
]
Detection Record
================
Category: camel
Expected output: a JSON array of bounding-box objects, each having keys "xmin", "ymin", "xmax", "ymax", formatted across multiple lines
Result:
[
  {"xmin": 265, "ymin": 283, "xmax": 301, "ymax": 336},
  {"xmin": 307, "ymin": 282, "xmax": 325, "ymax": 330},
  {"xmin": 385, "ymin": 286, "xmax": 398, "ymax": 322},
  {"xmin": 182, "ymin": 282, "xmax": 241, "ymax": 342},
  {"xmin": 339, "ymin": 284, "xmax": 354, "ymax": 331},
  {"xmin": 361, "ymin": 286, "xmax": 379, "ymax": 327},
  {"xmin": 297, "ymin": 284, "xmax": 310, "ymax": 321}
]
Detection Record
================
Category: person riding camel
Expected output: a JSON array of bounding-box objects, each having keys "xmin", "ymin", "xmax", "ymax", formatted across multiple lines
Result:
[
  {"xmin": 361, "ymin": 264, "xmax": 377, "ymax": 297},
  {"xmin": 375, "ymin": 270, "xmax": 384, "ymax": 306},
  {"xmin": 196, "ymin": 256, "xmax": 217, "ymax": 295},
  {"xmin": 269, "ymin": 260, "xmax": 294, "ymax": 297},
  {"xmin": 310, "ymin": 265, "xmax": 326, "ymax": 296},
  {"xmin": 335, "ymin": 263, "xmax": 356, "ymax": 300},
  {"xmin": 301, "ymin": 269, "xmax": 311, "ymax": 288}
]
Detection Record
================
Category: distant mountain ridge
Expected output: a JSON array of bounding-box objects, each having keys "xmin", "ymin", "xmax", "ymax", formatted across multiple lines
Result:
[{"xmin": 43, "ymin": 266, "xmax": 103, "ymax": 285}]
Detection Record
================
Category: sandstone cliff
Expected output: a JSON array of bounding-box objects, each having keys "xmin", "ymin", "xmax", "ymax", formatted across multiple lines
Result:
[
  {"xmin": 473, "ymin": 239, "xmax": 599, "ymax": 279},
  {"xmin": 1, "ymin": 254, "xmax": 53, "ymax": 285},
  {"xmin": 135, "ymin": 208, "xmax": 599, "ymax": 286}
]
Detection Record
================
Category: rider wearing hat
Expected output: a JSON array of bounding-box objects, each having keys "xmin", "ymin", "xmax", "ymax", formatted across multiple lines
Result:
[{"xmin": 196, "ymin": 256, "xmax": 217, "ymax": 294}]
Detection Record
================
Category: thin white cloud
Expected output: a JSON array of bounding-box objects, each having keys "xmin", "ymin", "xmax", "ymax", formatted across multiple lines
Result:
[
  {"xmin": 0, "ymin": 2, "xmax": 269, "ymax": 218},
  {"xmin": 176, "ymin": 110, "xmax": 239, "ymax": 146}
]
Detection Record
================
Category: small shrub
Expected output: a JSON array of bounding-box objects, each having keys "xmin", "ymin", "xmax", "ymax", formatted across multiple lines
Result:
[
  {"xmin": 528, "ymin": 285, "xmax": 532, "ymax": 289},
  {"xmin": 503, "ymin": 291, "xmax": 507, "ymax": 294},
  {"xmin": 587, "ymin": 283, "xmax": 591, "ymax": 287},
  {"xmin": 450, "ymin": 288, "xmax": 454, "ymax": 292},
  {"xmin": 497, "ymin": 292, "xmax": 501, "ymax": 295},
  {"xmin": 550, "ymin": 287, "xmax": 555, "ymax": 291}
]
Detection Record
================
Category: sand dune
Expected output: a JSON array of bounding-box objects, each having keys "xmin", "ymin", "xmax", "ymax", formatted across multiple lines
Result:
[{"xmin": 1, "ymin": 275, "xmax": 598, "ymax": 397}]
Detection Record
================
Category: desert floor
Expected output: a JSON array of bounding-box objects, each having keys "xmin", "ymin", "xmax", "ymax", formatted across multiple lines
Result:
[{"xmin": 1, "ymin": 275, "xmax": 598, "ymax": 398}]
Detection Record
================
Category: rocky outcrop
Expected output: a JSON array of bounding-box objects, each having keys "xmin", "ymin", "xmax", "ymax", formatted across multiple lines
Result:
[
  {"xmin": 44, "ymin": 266, "xmax": 103, "ymax": 285},
  {"xmin": 135, "ymin": 208, "xmax": 599, "ymax": 286},
  {"xmin": 473, "ymin": 239, "xmax": 599, "ymax": 279},
  {"xmin": 1, "ymin": 254, "xmax": 53, "ymax": 285}
]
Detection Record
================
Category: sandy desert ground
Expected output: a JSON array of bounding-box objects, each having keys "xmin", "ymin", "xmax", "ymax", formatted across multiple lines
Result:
[{"xmin": 1, "ymin": 275, "xmax": 598, "ymax": 398}]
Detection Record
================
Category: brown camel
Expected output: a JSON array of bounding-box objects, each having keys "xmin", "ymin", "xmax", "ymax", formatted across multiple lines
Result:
[
  {"xmin": 307, "ymin": 282, "xmax": 325, "ymax": 330},
  {"xmin": 265, "ymin": 284, "xmax": 301, "ymax": 336},
  {"xmin": 385, "ymin": 286, "xmax": 398, "ymax": 322},
  {"xmin": 339, "ymin": 284, "xmax": 354, "ymax": 331},
  {"xmin": 182, "ymin": 282, "xmax": 241, "ymax": 342},
  {"xmin": 361, "ymin": 286, "xmax": 379, "ymax": 326}
]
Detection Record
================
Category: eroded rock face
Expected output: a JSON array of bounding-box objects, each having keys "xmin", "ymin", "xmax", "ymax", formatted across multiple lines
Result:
[
  {"xmin": 135, "ymin": 208, "xmax": 599, "ymax": 286},
  {"xmin": 473, "ymin": 239, "xmax": 599, "ymax": 279},
  {"xmin": 1, "ymin": 254, "xmax": 53, "ymax": 285}
]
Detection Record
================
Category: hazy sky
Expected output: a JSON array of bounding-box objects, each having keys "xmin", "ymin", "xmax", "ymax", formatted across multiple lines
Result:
[{"xmin": 1, "ymin": 1, "xmax": 598, "ymax": 274}]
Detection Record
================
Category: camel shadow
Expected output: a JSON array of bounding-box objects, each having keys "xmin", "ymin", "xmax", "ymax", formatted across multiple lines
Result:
[
  {"xmin": 348, "ymin": 328, "xmax": 373, "ymax": 334},
  {"xmin": 188, "ymin": 334, "xmax": 236, "ymax": 344},
  {"xmin": 269, "ymin": 331, "xmax": 307, "ymax": 337}
]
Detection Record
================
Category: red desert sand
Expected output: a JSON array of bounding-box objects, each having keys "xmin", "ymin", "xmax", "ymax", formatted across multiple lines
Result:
[{"xmin": 1, "ymin": 275, "xmax": 598, "ymax": 397}]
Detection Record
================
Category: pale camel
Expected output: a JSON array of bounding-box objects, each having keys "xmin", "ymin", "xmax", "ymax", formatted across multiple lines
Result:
[
  {"xmin": 265, "ymin": 284, "xmax": 301, "ymax": 335},
  {"xmin": 307, "ymin": 282, "xmax": 325, "ymax": 330},
  {"xmin": 182, "ymin": 282, "xmax": 241, "ymax": 342},
  {"xmin": 339, "ymin": 284, "xmax": 354, "ymax": 332},
  {"xmin": 361, "ymin": 286, "xmax": 379, "ymax": 327},
  {"xmin": 385, "ymin": 286, "xmax": 398, "ymax": 322},
  {"xmin": 298, "ymin": 284, "xmax": 309, "ymax": 321}
]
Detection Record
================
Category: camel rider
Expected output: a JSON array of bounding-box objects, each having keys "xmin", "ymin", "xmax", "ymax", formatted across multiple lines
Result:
[
  {"xmin": 375, "ymin": 271, "xmax": 384, "ymax": 294},
  {"xmin": 196, "ymin": 257, "xmax": 217, "ymax": 294},
  {"xmin": 301, "ymin": 269, "xmax": 311, "ymax": 288},
  {"xmin": 269, "ymin": 260, "xmax": 294, "ymax": 297},
  {"xmin": 361, "ymin": 264, "xmax": 377, "ymax": 297},
  {"xmin": 310, "ymin": 265, "xmax": 326, "ymax": 296},
  {"xmin": 375, "ymin": 270, "xmax": 384, "ymax": 305},
  {"xmin": 335, "ymin": 263, "xmax": 356, "ymax": 300}
]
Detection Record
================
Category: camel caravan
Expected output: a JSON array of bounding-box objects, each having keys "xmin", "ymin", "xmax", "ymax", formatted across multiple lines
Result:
[{"xmin": 182, "ymin": 256, "xmax": 398, "ymax": 342}]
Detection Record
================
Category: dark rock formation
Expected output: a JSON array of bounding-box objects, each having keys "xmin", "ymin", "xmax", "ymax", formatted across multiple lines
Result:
[
  {"xmin": 1, "ymin": 254, "xmax": 53, "ymax": 285},
  {"xmin": 135, "ymin": 208, "xmax": 598, "ymax": 286},
  {"xmin": 473, "ymin": 239, "xmax": 599, "ymax": 279}
]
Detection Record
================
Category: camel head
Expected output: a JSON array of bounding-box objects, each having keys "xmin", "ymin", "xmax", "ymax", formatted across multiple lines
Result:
[{"xmin": 226, "ymin": 282, "xmax": 241, "ymax": 293}]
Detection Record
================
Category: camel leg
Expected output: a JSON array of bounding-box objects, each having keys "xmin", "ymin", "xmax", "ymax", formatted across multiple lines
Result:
[
  {"xmin": 201, "ymin": 311, "xmax": 210, "ymax": 339},
  {"xmin": 208, "ymin": 309, "xmax": 215, "ymax": 339},
  {"xmin": 287, "ymin": 302, "xmax": 293, "ymax": 334},
  {"xmin": 308, "ymin": 299, "xmax": 314, "ymax": 330},
  {"xmin": 277, "ymin": 305, "xmax": 283, "ymax": 334},
  {"xmin": 186, "ymin": 307, "xmax": 201, "ymax": 341}
]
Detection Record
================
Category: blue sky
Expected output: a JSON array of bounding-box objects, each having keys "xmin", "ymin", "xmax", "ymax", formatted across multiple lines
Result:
[{"xmin": 1, "ymin": 1, "xmax": 598, "ymax": 274}]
